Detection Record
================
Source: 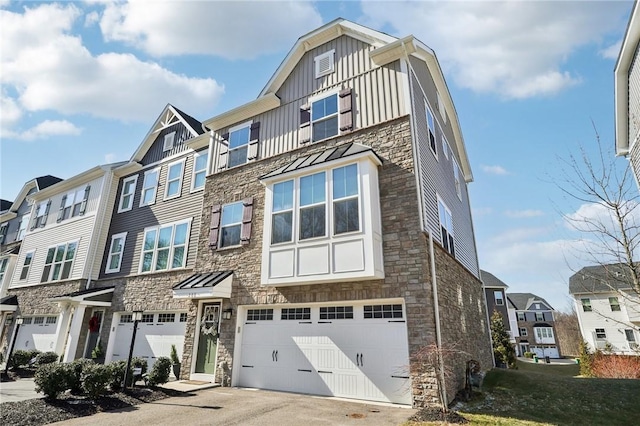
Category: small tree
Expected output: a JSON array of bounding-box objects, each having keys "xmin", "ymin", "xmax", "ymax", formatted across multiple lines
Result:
[
  {"xmin": 490, "ymin": 310, "xmax": 516, "ymax": 368},
  {"xmin": 578, "ymin": 339, "xmax": 594, "ymax": 377}
]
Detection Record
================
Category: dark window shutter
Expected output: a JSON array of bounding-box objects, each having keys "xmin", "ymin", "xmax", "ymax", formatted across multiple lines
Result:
[
  {"xmin": 248, "ymin": 122, "xmax": 260, "ymax": 162},
  {"xmin": 240, "ymin": 197, "xmax": 254, "ymax": 245},
  {"xmin": 57, "ymin": 195, "xmax": 67, "ymax": 222},
  {"xmin": 80, "ymin": 185, "xmax": 90, "ymax": 215},
  {"xmin": 339, "ymin": 88, "xmax": 353, "ymax": 132},
  {"xmin": 299, "ymin": 104, "xmax": 311, "ymax": 144},
  {"xmin": 0, "ymin": 223, "xmax": 7, "ymax": 244},
  {"xmin": 209, "ymin": 204, "xmax": 222, "ymax": 248},
  {"xmin": 218, "ymin": 133, "xmax": 229, "ymax": 171},
  {"xmin": 41, "ymin": 200, "xmax": 51, "ymax": 227},
  {"xmin": 30, "ymin": 211, "xmax": 39, "ymax": 230}
]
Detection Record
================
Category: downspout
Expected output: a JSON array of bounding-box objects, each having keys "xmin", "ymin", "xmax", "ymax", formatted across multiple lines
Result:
[{"xmin": 427, "ymin": 230, "xmax": 448, "ymax": 410}]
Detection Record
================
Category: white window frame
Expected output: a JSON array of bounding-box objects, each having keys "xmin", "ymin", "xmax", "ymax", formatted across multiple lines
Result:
[
  {"xmin": 0, "ymin": 258, "xmax": 8, "ymax": 286},
  {"xmin": 191, "ymin": 150, "xmax": 208, "ymax": 192},
  {"xmin": 17, "ymin": 213, "xmax": 30, "ymax": 240},
  {"xmin": 441, "ymin": 129, "xmax": 449, "ymax": 159},
  {"xmin": 517, "ymin": 312, "xmax": 525, "ymax": 321},
  {"xmin": 314, "ymin": 49, "xmax": 335, "ymax": 78},
  {"xmin": 140, "ymin": 167, "xmax": 160, "ymax": 207},
  {"xmin": 609, "ymin": 296, "xmax": 621, "ymax": 311},
  {"xmin": 494, "ymin": 291, "xmax": 504, "ymax": 306},
  {"xmin": 453, "ymin": 160, "xmax": 462, "ymax": 200},
  {"xmin": 41, "ymin": 240, "xmax": 78, "ymax": 283},
  {"xmin": 35, "ymin": 201, "xmax": 48, "ymax": 228},
  {"xmin": 164, "ymin": 158, "xmax": 185, "ymax": 200},
  {"xmin": 219, "ymin": 201, "xmax": 244, "ymax": 248},
  {"xmin": 425, "ymin": 100, "xmax": 437, "ymax": 157},
  {"xmin": 227, "ymin": 121, "xmax": 252, "ymax": 169},
  {"xmin": 625, "ymin": 329, "xmax": 636, "ymax": 342},
  {"xmin": 437, "ymin": 197, "xmax": 454, "ymax": 256},
  {"xmin": 519, "ymin": 327, "xmax": 528, "ymax": 336},
  {"xmin": 105, "ymin": 232, "xmax": 127, "ymax": 274},
  {"xmin": 437, "ymin": 91, "xmax": 447, "ymax": 124},
  {"xmin": 19, "ymin": 250, "xmax": 35, "ymax": 281},
  {"xmin": 535, "ymin": 312, "xmax": 544, "ymax": 321},
  {"xmin": 310, "ymin": 90, "xmax": 339, "ymax": 143},
  {"xmin": 139, "ymin": 219, "xmax": 191, "ymax": 273},
  {"xmin": 595, "ymin": 328, "xmax": 607, "ymax": 339},
  {"xmin": 118, "ymin": 175, "xmax": 138, "ymax": 212},
  {"xmin": 581, "ymin": 298, "xmax": 592, "ymax": 312},
  {"xmin": 163, "ymin": 131, "xmax": 176, "ymax": 152},
  {"xmin": 298, "ymin": 171, "xmax": 327, "ymax": 241},
  {"xmin": 535, "ymin": 327, "xmax": 554, "ymax": 340}
]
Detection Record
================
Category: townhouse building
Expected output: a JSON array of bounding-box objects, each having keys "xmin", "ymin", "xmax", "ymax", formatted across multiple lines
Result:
[
  {"xmin": 570, "ymin": 264, "xmax": 639, "ymax": 354},
  {"xmin": 507, "ymin": 293, "xmax": 560, "ymax": 358},
  {"xmin": 481, "ymin": 270, "xmax": 514, "ymax": 345}
]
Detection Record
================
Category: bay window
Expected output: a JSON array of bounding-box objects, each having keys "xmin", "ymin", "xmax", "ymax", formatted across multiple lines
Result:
[
  {"xmin": 299, "ymin": 172, "xmax": 326, "ymax": 239},
  {"xmin": 140, "ymin": 219, "xmax": 190, "ymax": 272}
]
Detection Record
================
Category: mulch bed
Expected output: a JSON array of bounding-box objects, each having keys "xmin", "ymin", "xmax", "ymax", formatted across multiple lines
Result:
[
  {"xmin": 409, "ymin": 406, "xmax": 469, "ymax": 424},
  {"xmin": 0, "ymin": 386, "xmax": 185, "ymax": 426}
]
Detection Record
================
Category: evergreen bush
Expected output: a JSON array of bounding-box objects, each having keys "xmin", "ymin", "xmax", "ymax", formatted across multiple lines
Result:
[
  {"xmin": 34, "ymin": 363, "xmax": 69, "ymax": 399},
  {"xmin": 147, "ymin": 357, "xmax": 171, "ymax": 386}
]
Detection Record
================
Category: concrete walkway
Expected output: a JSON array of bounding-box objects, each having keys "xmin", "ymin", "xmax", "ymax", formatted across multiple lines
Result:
[
  {"xmin": 0, "ymin": 378, "xmax": 41, "ymax": 403},
  {"xmin": 517, "ymin": 356, "xmax": 578, "ymax": 365},
  {"xmin": 50, "ymin": 387, "xmax": 414, "ymax": 426}
]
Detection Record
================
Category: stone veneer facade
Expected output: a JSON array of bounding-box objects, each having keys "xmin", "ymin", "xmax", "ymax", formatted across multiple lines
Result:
[{"xmin": 187, "ymin": 116, "xmax": 492, "ymax": 407}]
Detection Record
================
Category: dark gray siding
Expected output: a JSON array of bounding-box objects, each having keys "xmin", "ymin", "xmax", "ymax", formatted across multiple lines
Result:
[
  {"xmin": 519, "ymin": 311, "xmax": 554, "ymax": 322},
  {"xmin": 141, "ymin": 123, "xmax": 196, "ymax": 166},
  {"xmin": 408, "ymin": 60, "xmax": 478, "ymax": 276},
  {"xmin": 485, "ymin": 288, "xmax": 510, "ymax": 331},
  {"xmin": 4, "ymin": 195, "xmax": 34, "ymax": 244},
  {"xmin": 99, "ymin": 134, "xmax": 206, "ymax": 279}
]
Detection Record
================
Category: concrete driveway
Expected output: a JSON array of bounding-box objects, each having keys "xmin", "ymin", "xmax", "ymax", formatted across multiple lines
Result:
[
  {"xmin": 51, "ymin": 387, "xmax": 415, "ymax": 426},
  {"xmin": 0, "ymin": 378, "xmax": 41, "ymax": 403}
]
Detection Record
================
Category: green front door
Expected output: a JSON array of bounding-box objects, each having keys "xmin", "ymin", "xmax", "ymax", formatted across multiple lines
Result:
[{"xmin": 195, "ymin": 304, "xmax": 219, "ymax": 374}]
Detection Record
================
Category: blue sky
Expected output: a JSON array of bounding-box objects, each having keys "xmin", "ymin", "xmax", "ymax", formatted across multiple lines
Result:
[{"xmin": 0, "ymin": 1, "xmax": 635, "ymax": 311}]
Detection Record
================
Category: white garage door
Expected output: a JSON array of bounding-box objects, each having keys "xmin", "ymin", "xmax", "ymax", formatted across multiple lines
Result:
[
  {"xmin": 237, "ymin": 302, "xmax": 412, "ymax": 405},
  {"xmin": 110, "ymin": 312, "xmax": 186, "ymax": 372},
  {"xmin": 15, "ymin": 316, "xmax": 58, "ymax": 352}
]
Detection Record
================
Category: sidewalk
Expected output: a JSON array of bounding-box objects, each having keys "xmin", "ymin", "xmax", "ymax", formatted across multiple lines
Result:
[{"xmin": 517, "ymin": 356, "xmax": 578, "ymax": 365}]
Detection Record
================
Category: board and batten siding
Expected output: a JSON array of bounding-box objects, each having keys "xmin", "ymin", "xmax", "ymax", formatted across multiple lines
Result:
[
  {"xmin": 99, "ymin": 148, "xmax": 205, "ymax": 279},
  {"xmin": 209, "ymin": 35, "xmax": 407, "ymax": 172},
  {"xmin": 3, "ymin": 196, "xmax": 31, "ymax": 244},
  {"xmin": 88, "ymin": 173, "xmax": 120, "ymax": 281},
  {"xmin": 629, "ymin": 41, "xmax": 640, "ymax": 151},
  {"xmin": 409, "ymin": 69, "xmax": 479, "ymax": 277},
  {"xmin": 10, "ymin": 215, "xmax": 95, "ymax": 287},
  {"xmin": 140, "ymin": 122, "xmax": 198, "ymax": 167}
]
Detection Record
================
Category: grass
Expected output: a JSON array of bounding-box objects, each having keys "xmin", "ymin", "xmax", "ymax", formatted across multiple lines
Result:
[{"xmin": 404, "ymin": 359, "xmax": 640, "ymax": 426}]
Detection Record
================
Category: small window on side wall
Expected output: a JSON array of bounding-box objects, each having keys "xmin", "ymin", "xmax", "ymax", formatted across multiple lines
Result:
[
  {"xmin": 163, "ymin": 131, "xmax": 176, "ymax": 152},
  {"xmin": 209, "ymin": 198, "xmax": 254, "ymax": 249},
  {"xmin": 494, "ymin": 291, "xmax": 504, "ymax": 306}
]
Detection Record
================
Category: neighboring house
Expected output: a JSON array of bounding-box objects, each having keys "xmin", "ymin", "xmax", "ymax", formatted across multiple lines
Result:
[
  {"xmin": 3, "ymin": 165, "xmax": 125, "ymax": 362},
  {"xmin": 94, "ymin": 104, "xmax": 209, "ymax": 374},
  {"xmin": 481, "ymin": 270, "xmax": 514, "ymax": 344},
  {"xmin": 507, "ymin": 293, "xmax": 560, "ymax": 358},
  {"xmin": 0, "ymin": 176, "xmax": 62, "ymax": 354},
  {"xmin": 615, "ymin": 1, "xmax": 640, "ymax": 186},
  {"xmin": 569, "ymin": 264, "xmax": 640, "ymax": 354},
  {"xmin": 168, "ymin": 18, "xmax": 492, "ymax": 407}
]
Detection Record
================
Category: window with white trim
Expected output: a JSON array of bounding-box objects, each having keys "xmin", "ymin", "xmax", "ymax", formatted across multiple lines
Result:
[
  {"xmin": 333, "ymin": 164, "xmax": 360, "ymax": 234},
  {"xmin": 581, "ymin": 298, "xmax": 592, "ymax": 312},
  {"xmin": 158, "ymin": 313, "xmax": 176, "ymax": 322},
  {"xmin": 311, "ymin": 94, "xmax": 338, "ymax": 142},
  {"xmin": 220, "ymin": 202, "xmax": 243, "ymax": 248},
  {"xmin": 140, "ymin": 168, "xmax": 160, "ymax": 206},
  {"xmin": 33, "ymin": 201, "xmax": 50, "ymax": 228},
  {"xmin": 314, "ymin": 50, "xmax": 335, "ymax": 78},
  {"xmin": 625, "ymin": 329, "xmax": 636, "ymax": 342},
  {"xmin": 535, "ymin": 312, "xmax": 544, "ymax": 321},
  {"xmin": 228, "ymin": 123, "xmax": 251, "ymax": 168},
  {"xmin": 163, "ymin": 131, "xmax": 176, "ymax": 151},
  {"xmin": 0, "ymin": 258, "xmax": 8, "ymax": 286},
  {"xmin": 20, "ymin": 251, "xmax": 34, "ymax": 280},
  {"xmin": 441, "ymin": 129, "xmax": 448, "ymax": 159},
  {"xmin": 0, "ymin": 223, "xmax": 8, "ymax": 245},
  {"xmin": 438, "ymin": 198, "xmax": 454, "ymax": 256},
  {"xmin": 41, "ymin": 241, "xmax": 77, "ymax": 282},
  {"xmin": 595, "ymin": 328, "xmax": 606, "ymax": 339},
  {"xmin": 519, "ymin": 327, "xmax": 528, "ymax": 336},
  {"xmin": 425, "ymin": 100, "xmax": 437, "ymax": 155},
  {"xmin": 609, "ymin": 297, "xmax": 621, "ymax": 311},
  {"xmin": 141, "ymin": 313, "xmax": 154, "ymax": 323},
  {"xmin": 320, "ymin": 306, "xmax": 354, "ymax": 320},
  {"xmin": 179, "ymin": 312, "xmax": 188, "ymax": 322},
  {"xmin": 281, "ymin": 308, "xmax": 311, "ymax": 320},
  {"xmin": 17, "ymin": 213, "xmax": 30, "ymax": 240},
  {"xmin": 120, "ymin": 314, "xmax": 133, "ymax": 323},
  {"xmin": 192, "ymin": 150, "xmax": 208, "ymax": 191},
  {"xmin": 119, "ymin": 175, "xmax": 138, "ymax": 212},
  {"xmin": 517, "ymin": 312, "xmax": 525, "ymax": 321},
  {"xmin": 247, "ymin": 309, "xmax": 273, "ymax": 321},
  {"xmin": 271, "ymin": 180, "xmax": 294, "ymax": 244},
  {"xmin": 453, "ymin": 161, "xmax": 462, "ymax": 200},
  {"xmin": 535, "ymin": 327, "xmax": 553, "ymax": 340},
  {"xmin": 494, "ymin": 291, "xmax": 504, "ymax": 306},
  {"xmin": 164, "ymin": 159, "xmax": 185, "ymax": 200},
  {"xmin": 105, "ymin": 232, "xmax": 127, "ymax": 273},
  {"xmin": 299, "ymin": 171, "xmax": 326, "ymax": 240},
  {"xmin": 140, "ymin": 219, "xmax": 190, "ymax": 273}
]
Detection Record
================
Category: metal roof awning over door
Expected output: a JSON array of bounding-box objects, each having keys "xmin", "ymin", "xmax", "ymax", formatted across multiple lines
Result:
[
  {"xmin": 0, "ymin": 295, "xmax": 18, "ymax": 312},
  {"xmin": 49, "ymin": 286, "xmax": 115, "ymax": 307},
  {"xmin": 172, "ymin": 271, "xmax": 233, "ymax": 299}
]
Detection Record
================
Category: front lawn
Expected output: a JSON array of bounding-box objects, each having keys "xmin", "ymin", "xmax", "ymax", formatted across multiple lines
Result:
[{"xmin": 406, "ymin": 359, "xmax": 640, "ymax": 425}]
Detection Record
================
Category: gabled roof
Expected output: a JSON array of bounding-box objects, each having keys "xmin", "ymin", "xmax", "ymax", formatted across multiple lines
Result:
[
  {"xmin": 31, "ymin": 162, "xmax": 127, "ymax": 201},
  {"xmin": 0, "ymin": 175, "xmax": 63, "ymax": 221},
  {"xmin": 130, "ymin": 104, "xmax": 204, "ymax": 163},
  {"xmin": 615, "ymin": 1, "xmax": 639, "ymax": 155},
  {"xmin": 506, "ymin": 293, "xmax": 555, "ymax": 311},
  {"xmin": 569, "ymin": 263, "xmax": 636, "ymax": 294},
  {"xmin": 0, "ymin": 200, "xmax": 11, "ymax": 213},
  {"xmin": 36, "ymin": 175, "xmax": 64, "ymax": 190},
  {"xmin": 480, "ymin": 270, "xmax": 509, "ymax": 289},
  {"xmin": 203, "ymin": 18, "xmax": 473, "ymax": 182}
]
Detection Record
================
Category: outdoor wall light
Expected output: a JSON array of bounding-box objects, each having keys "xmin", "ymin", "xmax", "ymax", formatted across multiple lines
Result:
[
  {"xmin": 132, "ymin": 310, "xmax": 143, "ymax": 322},
  {"xmin": 222, "ymin": 308, "xmax": 233, "ymax": 320}
]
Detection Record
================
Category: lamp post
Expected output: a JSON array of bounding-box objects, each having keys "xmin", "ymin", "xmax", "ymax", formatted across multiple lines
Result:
[
  {"xmin": 123, "ymin": 310, "xmax": 143, "ymax": 390},
  {"xmin": 4, "ymin": 316, "xmax": 23, "ymax": 375}
]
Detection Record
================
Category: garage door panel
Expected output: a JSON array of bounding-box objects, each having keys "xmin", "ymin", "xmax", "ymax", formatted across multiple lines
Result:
[{"xmin": 16, "ymin": 324, "xmax": 57, "ymax": 352}]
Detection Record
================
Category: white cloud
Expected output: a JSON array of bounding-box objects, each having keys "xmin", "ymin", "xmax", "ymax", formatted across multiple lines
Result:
[
  {"xmin": 104, "ymin": 153, "xmax": 117, "ymax": 163},
  {"xmin": 600, "ymin": 39, "xmax": 622, "ymax": 59},
  {"xmin": 0, "ymin": 3, "xmax": 224, "ymax": 133},
  {"xmin": 99, "ymin": 1, "xmax": 323, "ymax": 59},
  {"xmin": 85, "ymin": 10, "xmax": 99, "ymax": 27},
  {"xmin": 481, "ymin": 165, "xmax": 509, "ymax": 175},
  {"xmin": 505, "ymin": 210, "xmax": 545, "ymax": 219},
  {"xmin": 8, "ymin": 120, "xmax": 83, "ymax": 141},
  {"xmin": 360, "ymin": 1, "xmax": 629, "ymax": 99}
]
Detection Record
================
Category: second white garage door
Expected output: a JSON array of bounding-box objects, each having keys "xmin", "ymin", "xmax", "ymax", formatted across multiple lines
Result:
[
  {"xmin": 236, "ymin": 301, "xmax": 412, "ymax": 405},
  {"xmin": 15, "ymin": 316, "xmax": 58, "ymax": 353}
]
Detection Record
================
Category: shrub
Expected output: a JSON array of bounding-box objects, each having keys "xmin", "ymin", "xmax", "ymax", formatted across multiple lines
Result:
[
  {"xmin": 592, "ymin": 353, "xmax": 640, "ymax": 379},
  {"xmin": 578, "ymin": 340, "xmax": 595, "ymax": 377},
  {"xmin": 523, "ymin": 352, "xmax": 535, "ymax": 359},
  {"xmin": 170, "ymin": 344, "xmax": 180, "ymax": 365},
  {"xmin": 107, "ymin": 360, "xmax": 127, "ymax": 391},
  {"xmin": 11, "ymin": 349, "xmax": 33, "ymax": 367},
  {"xmin": 81, "ymin": 363, "xmax": 111, "ymax": 399},
  {"xmin": 66, "ymin": 358, "xmax": 95, "ymax": 394},
  {"xmin": 147, "ymin": 357, "xmax": 171, "ymax": 386},
  {"xmin": 35, "ymin": 351, "xmax": 59, "ymax": 365},
  {"xmin": 34, "ymin": 363, "xmax": 69, "ymax": 399}
]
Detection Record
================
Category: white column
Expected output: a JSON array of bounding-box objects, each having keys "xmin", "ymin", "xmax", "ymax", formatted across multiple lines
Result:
[
  {"xmin": 53, "ymin": 303, "xmax": 73, "ymax": 357},
  {"xmin": 63, "ymin": 304, "xmax": 86, "ymax": 362}
]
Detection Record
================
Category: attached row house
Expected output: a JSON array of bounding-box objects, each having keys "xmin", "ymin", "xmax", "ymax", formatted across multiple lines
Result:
[
  {"xmin": 0, "ymin": 19, "xmax": 492, "ymax": 408},
  {"xmin": 507, "ymin": 293, "xmax": 560, "ymax": 358}
]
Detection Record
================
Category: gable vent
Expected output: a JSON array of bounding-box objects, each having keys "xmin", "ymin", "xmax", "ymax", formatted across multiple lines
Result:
[{"xmin": 315, "ymin": 50, "xmax": 335, "ymax": 78}]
